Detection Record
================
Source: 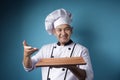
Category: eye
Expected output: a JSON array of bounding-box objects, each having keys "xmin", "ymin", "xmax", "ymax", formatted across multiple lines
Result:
[
  {"xmin": 56, "ymin": 29, "xmax": 62, "ymax": 32},
  {"xmin": 65, "ymin": 27, "xmax": 71, "ymax": 31}
]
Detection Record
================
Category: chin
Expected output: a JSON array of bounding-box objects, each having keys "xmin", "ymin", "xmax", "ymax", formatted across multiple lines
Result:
[{"xmin": 60, "ymin": 39, "xmax": 69, "ymax": 43}]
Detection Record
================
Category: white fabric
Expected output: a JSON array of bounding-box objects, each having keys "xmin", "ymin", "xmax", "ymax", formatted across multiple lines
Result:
[
  {"xmin": 45, "ymin": 8, "xmax": 72, "ymax": 35},
  {"xmin": 54, "ymin": 16, "xmax": 71, "ymax": 28},
  {"xmin": 23, "ymin": 42, "xmax": 94, "ymax": 80}
]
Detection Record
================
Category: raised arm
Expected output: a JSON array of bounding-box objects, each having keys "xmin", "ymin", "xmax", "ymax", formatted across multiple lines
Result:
[{"xmin": 23, "ymin": 40, "xmax": 38, "ymax": 68}]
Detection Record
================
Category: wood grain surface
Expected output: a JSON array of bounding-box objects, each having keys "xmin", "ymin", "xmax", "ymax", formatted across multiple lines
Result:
[{"xmin": 36, "ymin": 57, "xmax": 86, "ymax": 67}]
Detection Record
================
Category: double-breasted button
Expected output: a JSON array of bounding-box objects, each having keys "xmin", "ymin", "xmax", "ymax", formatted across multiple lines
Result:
[
  {"xmin": 68, "ymin": 48, "xmax": 71, "ymax": 50},
  {"xmin": 54, "ymin": 46, "xmax": 56, "ymax": 48},
  {"xmin": 62, "ymin": 68, "xmax": 65, "ymax": 71}
]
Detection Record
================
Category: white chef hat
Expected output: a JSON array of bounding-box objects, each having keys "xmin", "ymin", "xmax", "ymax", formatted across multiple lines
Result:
[{"xmin": 45, "ymin": 8, "xmax": 72, "ymax": 35}]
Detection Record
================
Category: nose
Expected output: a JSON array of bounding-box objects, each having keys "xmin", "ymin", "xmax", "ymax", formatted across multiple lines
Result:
[{"xmin": 61, "ymin": 29, "xmax": 66, "ymax": 35}]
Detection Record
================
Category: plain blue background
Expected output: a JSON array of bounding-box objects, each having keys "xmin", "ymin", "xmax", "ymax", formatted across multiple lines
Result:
[{"xmin": 1, "ymin": 0, "xmax": 120, "ymax": 80}]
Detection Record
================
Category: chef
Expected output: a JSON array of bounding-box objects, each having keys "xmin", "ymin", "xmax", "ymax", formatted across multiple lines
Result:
[{"xmin": 23, "ymin": 8, "xmax": 94, "ymax": 80}]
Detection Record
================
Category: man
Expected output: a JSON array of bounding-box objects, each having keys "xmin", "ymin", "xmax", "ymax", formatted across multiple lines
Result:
[{"xmin": 23, "ymin": 8, "xmax": 94, "ymax": 80}]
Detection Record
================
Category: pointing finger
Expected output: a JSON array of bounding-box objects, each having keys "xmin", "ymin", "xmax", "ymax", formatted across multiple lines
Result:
[{"xmin": 23, "ymin": 40, "xmax": 28, "ymax": 46}]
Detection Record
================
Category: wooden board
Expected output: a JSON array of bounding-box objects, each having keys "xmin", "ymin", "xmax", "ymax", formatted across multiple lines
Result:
[{"xmin": 36, "ymin": 57, "xmax": 86, "ymax": 67}]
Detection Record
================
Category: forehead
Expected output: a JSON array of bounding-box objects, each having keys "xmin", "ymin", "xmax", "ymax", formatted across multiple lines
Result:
[{"xmin": 55, "ymin": 24, "xmax": 71, "ymax": 29}]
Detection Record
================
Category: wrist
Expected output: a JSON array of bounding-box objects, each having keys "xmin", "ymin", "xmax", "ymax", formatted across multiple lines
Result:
[
  {"xmin": 68, "ymin": 66, "xmax": 76, "ymax": 69},
  {"xmin": 24, "ymin": 53, "xmax": 31, "ymax": 57}
]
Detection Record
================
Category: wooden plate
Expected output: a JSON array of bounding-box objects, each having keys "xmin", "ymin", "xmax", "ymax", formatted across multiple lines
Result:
[{"xmin": 36, "ymin": 57, "xmax": 86, "ymax": 67}]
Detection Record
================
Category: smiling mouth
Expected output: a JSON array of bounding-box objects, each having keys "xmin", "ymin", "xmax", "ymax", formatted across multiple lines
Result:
[{"xmin": 61, "ymin": 37, "xmax": 67, "ymax": 39}]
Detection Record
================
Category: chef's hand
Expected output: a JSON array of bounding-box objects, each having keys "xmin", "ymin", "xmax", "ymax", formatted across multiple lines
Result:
[{"xmin": 23, "ymin": 40, "xmax": 38, "ymax": 57}]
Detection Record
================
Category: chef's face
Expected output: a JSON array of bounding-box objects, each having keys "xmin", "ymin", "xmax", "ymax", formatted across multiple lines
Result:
[{"xmin": 53, "ymin": 24, "xmax": 72, "ymax": 46}]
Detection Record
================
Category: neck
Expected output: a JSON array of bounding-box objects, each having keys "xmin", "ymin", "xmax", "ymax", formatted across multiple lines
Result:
[
  {"xmin": 60, "ymin": 43, "xmax": 66, "ymax": 46},
  {"xmin": 57, "ymin": 39, "xmax": 73, "ymax": 46}
]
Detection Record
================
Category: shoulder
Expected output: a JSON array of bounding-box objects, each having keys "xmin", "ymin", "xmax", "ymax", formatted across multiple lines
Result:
[
  {"xmin": 74, "ymin": 43, "xmax": 89, "ymax": 56},
  {"xmin": 41, "ymin": 43, "xmax": 56, "ymax": 49},
  {"xmin": 37, "ymin": 43, "xmax": 56, "ymax": 53},
  {"xmin": 75, "ymin": 43, "xmax": 87, "ymax": 49}
]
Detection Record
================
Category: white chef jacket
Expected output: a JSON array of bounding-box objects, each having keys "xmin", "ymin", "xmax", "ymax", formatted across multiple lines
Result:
[{"xmin": 23, "ymin": 41, "xmax": 94, "ymax": 80}]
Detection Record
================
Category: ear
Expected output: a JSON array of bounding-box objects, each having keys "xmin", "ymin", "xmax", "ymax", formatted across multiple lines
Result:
[
  {"xmin": 71, "ymin": 27, "xmax": 73, "ymax": 33},
  {"xmin": 52, "ymin": 29, "xmax": 56, "ymax": 35}
]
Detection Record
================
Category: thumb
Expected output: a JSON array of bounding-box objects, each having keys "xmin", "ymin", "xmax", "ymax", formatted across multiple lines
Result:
[{"xmin": 23, "ymin": 40, "xmax": 28, "ymax": 46}]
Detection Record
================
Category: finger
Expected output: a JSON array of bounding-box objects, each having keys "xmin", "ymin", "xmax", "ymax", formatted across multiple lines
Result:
[
  {"xmin": 24, "ymin": 46, "xmax": 32, "ymax": 49},
  {"xmin": 24, "ymin": 48, "xmax": 38, "ymax": 55},
  {"xmin": 33, "ymin": 48, "xmax": 39, "ymax": 51},
  {"xmin": 30, "ymin": 48, "xmax": 38, "ymax": 53},
  {"xmin": 23, "ymin": 40, "xmax": 28, "ymax": 46},
  {"xmin": 26, "ymin": 47, "xmax": 38, "ymax": 51},
  {"xmin": 33, "ymin": 47, "xmax": 38, "ymax": 50}
]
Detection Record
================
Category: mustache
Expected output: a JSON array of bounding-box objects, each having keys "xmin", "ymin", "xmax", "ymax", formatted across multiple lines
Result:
[{"xmin": 60, "ymin": 35, "xmax": 68, "ymax": 37}]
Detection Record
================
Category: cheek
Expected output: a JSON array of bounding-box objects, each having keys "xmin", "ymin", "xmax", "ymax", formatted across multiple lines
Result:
[
  {"xmin": 66, "ymin": 32, "xmax": 72, "ymax": 37},
  {"xmin": 54, "ymin": 32, "xmax": 60, "ymax": 38}
]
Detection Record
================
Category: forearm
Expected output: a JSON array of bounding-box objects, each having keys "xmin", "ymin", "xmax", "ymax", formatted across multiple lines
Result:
[
  {"xmin": 22, "ymin": 40, "xmax": 38, "ymax": 70},
  {"xmin": 68, "ymin": 66, "xmax": 86, "ymax": 80},
  {"xmin": 23, "ymin": 54, "xmax": 32, "ymax": 68}
]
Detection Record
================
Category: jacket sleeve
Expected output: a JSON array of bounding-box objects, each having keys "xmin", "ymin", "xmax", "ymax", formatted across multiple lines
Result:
[{"xmin": 79, "ymin": 48, "xmax": 94, "ymax": 80}]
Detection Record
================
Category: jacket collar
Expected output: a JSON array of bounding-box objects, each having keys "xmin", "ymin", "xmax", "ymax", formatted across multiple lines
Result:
[{"xmin": 57, "ymin": 39, "xmax": 73, "ymax": 46}]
